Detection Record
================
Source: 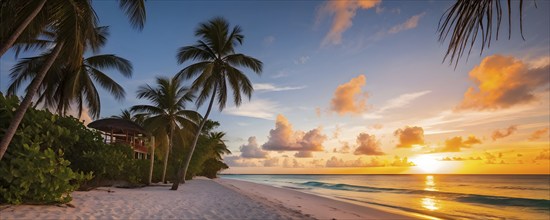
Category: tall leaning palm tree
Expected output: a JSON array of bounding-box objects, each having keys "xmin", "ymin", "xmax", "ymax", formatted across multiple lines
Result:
[
  {"xmin": 131, "ymin": 76, "xmax": 200, "ymax": 183},
  {"xmin": 438, "ymin": 0, "xmax": 531, "ymax": 66},
  {"xmin": 7, "ymin": 27, "xmax": 132, "ymax": 119},
  {"xmin": 0, "ymin": 0, "xmax": 146, "ymax": 57},
  {"xmin": 0, "ymin": 0, "xmax": 101, "ymax": 160},
  {"xmin": 171, "ymin": 17, "xmax": 262, "ymax": 190}
]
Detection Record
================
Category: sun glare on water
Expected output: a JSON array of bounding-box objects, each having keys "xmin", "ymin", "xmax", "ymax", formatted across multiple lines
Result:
[{"xmin": 413, "ymin": 155, "xmax": 440, "ymax": 173}]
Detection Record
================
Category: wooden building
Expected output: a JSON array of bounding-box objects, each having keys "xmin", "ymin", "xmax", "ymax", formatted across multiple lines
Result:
[{"xmin": 88, "ymin": 118, "xmax": 151, "ymax": 159}]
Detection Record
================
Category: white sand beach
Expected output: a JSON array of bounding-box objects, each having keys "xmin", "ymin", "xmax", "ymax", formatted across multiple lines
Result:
[{"xmin": 0, "ymin": 177, "xmax": 420, "ymax": 219}]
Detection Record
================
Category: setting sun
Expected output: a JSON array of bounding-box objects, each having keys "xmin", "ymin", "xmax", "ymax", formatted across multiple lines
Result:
[{"xmin": 412, "ymin": 155, "xmax": 441, "ymax": 173}]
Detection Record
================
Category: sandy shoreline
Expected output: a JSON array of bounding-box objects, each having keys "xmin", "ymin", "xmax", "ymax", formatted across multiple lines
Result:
[{"xmin": 1, "ymin": 177, "xmax": 423, "ymax": 219}]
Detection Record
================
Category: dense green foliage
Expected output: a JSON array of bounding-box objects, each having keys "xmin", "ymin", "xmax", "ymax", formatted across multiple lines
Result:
[
  {"xmin": 183, "ymin": 121, "xmax": 230, "ymax": 180},
  {"xmin": 0, "ymin": 93, "xmax": 149, "ymax": 204},
  {"xmin": 0, "ymin": 94, "xmax": 91, "ymax": 204}
]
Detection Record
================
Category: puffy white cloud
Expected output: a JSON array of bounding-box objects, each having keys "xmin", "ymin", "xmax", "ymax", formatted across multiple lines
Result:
[{"xmin": 240, "ymin": 136, "xmax": 268, "ymax": 158}]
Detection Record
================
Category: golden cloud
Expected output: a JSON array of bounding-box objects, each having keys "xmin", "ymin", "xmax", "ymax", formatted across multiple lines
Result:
[
  {"xmin": 318, "ymin": 0, "xmax": 381, "ymax": 45},
  {"xmin": 333, "ymin": 141, "xmax": 351, "ymax": 153},
  {"xmin": 394, "ymin": 126, "xmax": 425, "ymax": 148},
  {"xmin": 457, "ymin": 55, "xmax": 550, "ymax": 110},
  {"xmin": 491, "ymin": 125, "xmax": 517, "ymax": 141},
  {"xmin": 325, "ymin": 155, "xmax": 414, "ymax": 167},
  {"xmin": 438, "ymin": 135, "xmax": 482, "ymax": 152},
  {"xmin": 354, "ymin": 133, "xmax": 385, "ymax": 155},
  {"xmin": 330, "ymin": 75, "xmax": 368, "ymax": 115},
  {"xmin": 528, "ymin": 128, "xmax": 549, "ymax": 141},
  {"xmin": 535, "ymin": 149, "xmax": 549, "ymax": 160},
  {"xmin": 262, "ymin": 114, "xmax": 327, "ymax": 153}
]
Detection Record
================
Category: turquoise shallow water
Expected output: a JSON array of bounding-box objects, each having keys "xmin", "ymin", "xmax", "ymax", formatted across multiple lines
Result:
[{"xmin": 220, "ymin": 174, "xmax": 550, "ymax": 219}]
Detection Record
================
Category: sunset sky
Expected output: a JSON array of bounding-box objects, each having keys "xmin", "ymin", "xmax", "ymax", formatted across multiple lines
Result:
[{"xmin": 1, "ymin": 1, "xmax": 549, "ymax": 174}]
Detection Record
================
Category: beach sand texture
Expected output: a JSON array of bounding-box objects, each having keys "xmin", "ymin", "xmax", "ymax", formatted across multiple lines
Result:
[{"xmin": 1, "ymin": 177, "xmax": 417, "ymax": 219}]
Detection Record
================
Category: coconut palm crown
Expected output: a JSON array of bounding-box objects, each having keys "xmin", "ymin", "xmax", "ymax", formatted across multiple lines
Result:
[{"xmin": 171, "ymin": 17, "xmax": 262, "ymax": 190}]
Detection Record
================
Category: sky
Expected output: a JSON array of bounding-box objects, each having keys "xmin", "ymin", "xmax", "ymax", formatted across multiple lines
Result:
[{"xmin": 1, "ymin": 0, "xmax": 549, "ymax": 174}]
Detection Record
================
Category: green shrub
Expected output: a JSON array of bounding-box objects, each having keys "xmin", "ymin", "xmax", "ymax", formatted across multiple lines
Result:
[
  {"xmin": 0, "ymin": 143, "xmax": 91, "ymax": 204},
  {"xmin": 0, "ymin": 94, "xmax": 91, "ymax": 204}
]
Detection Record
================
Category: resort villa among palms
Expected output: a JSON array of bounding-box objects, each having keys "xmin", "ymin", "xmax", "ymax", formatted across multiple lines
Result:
[{"xmin": 88, "ymin": 118, "xmax": 151, "ymax": 159}]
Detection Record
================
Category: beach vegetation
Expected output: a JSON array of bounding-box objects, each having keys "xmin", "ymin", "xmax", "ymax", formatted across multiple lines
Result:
[
  {"xmin": 131, "ymin": 76, "xmax": 201, "ymax": 183},
  {"xmin": 0, "ymin": 93, "xmax": 151, "ymax": 204},
  {"xmin": 0, "ymin": 0, "xmax": 147, "ymax": 161}
]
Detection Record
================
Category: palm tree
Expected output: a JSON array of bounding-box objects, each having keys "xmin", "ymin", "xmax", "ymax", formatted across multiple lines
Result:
[
  {"xmin": 0, "ymin": 1, "xmax": 101, "ymax": 160},
  {"xmin": 7, "ymin": 27, "xmax": 132, "ymax": 119},
  {"xmin": 131, "ymin": 76, "xmax": 200, "ymax": 183},
  {"xmin": 171, "ymin": 17, "xmax": 262, "ymax": 190},
  {"xmin": 207, "ymin": 131, "xmax": 231, "ymax": 161},
  {"xmin": 438, "ymin": 0, "xmax": 530, "ymax": 66},
  {"xmin": 0, "ymin": 0, "xmax": 146, "ymax": 57},
  {"xmin": 113, "ymin": 108, "xmax": 146, "ymax": 126}
]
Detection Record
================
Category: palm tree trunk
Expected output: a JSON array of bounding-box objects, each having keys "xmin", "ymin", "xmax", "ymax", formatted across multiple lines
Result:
[
  {"xmin": 0, "ymin": 0, "xmax": 47, "ymax": 57},
  {"xmin": 148, "ymin": 136, "xmax": 155, "ymax": 185},
  {"xmin": 0, "ymin": 41, "xmax": 63, "ymax": 160},
  {"xmin": 161, "ymin": 122, "xmax": 175, "ymax": 183},
  {"xmin": 171, "ymin": 85, "xmax": 217, "ymax": 190}
]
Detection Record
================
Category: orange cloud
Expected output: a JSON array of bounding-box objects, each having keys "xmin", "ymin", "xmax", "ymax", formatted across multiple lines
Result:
[
  {"xmin": 325, "ymin": 155, "xmax": 414, "ymax": 167},
  {"xmin": 439, "ymin": 156, "xmax": 482, "ymax": 161},
  {"xmin": 224, "ymin": 156, "xmax": 260, "ymax": 167},
  {"xmin": 240, "ymin": 136, "xmax": 268, "ymax": 158},
  {"xmin": 330, "ymin": 75, "xmax": 368, "ymax": 115},
  {"xmin": 318, "ymin": 0, "xmax": 381, "ymax": 45},
  {"xmin": 354, "ymin": 133, "xmax": 385, "ymax": 155},
  {"xmin": 294, "ymin": 151, "xmax": 313, "ymax": 158},
  {"xmin": 262, "ymin": 114, "xmax": 327, "ymax": 153},
  {"xmin": 457, "ymin": 55, "xmax": 550, "ymax": 110},
  {"xmin": 528, "ymin": 128, "xmax": 549, "ymax": 141},
  {"xmin": 388, "ymin": 12, "xmax": 425, "ymax": 34},
  {"xmin": 491, "ymin": 125, "xmax": 517, "ymax": 141},
  {"xmin": 333, "ymin": 141, "xmax": 351, "ymax": 153},
  {"xmin": 263, "ymin": 157, "xmax": 279, "ymax": 167},
  {"xmin": 370, "ymin": 123, "xmax": 383, "ymax": 130},
  {"xmin": 315, "ymin": 107, "xmax": 322, "ymax": 118},
  {"xmin": 535, "ymin": 149, "xmax": 549, "ymax": 160},
  {"xmin": 394, "ymin": 126, "xmax": 425, "ymax": 148},
  {"xmin": 439, "ymin": 135, "xmax": 482, "ymax": 152}
]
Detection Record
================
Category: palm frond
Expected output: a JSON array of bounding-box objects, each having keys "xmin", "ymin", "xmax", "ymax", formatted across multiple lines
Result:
[
  {"xmin": 118, "ymin": 0, "xmax": 146, "ymax": 31},
  {"xmin": 86, "ymin": 54, "xmax": 133, "ymax": 77},
  {"xmin": 438, "ymin": 0, "xmax": 527, "ymax": 66}
]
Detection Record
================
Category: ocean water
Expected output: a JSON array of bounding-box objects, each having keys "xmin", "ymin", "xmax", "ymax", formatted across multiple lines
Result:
[{"xmin": 220, "ymin": 174, "xmax": 550, "ymax": 219}]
